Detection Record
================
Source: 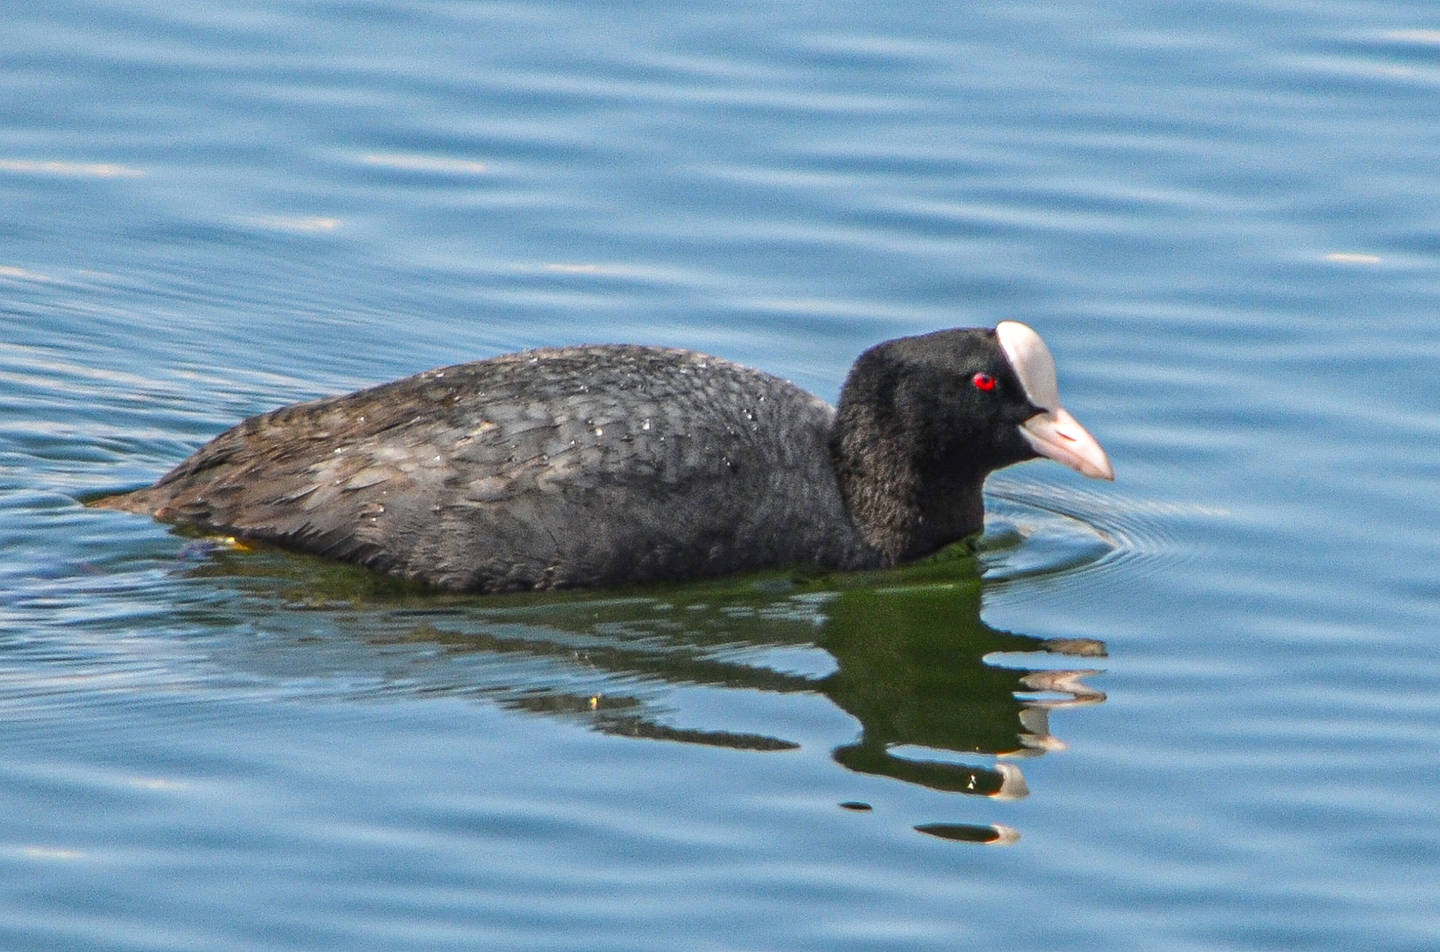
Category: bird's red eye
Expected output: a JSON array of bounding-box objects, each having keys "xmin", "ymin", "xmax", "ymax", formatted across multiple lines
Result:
[{"xmin": 972, "ymin": 372, "xmax": 996, "ymax": 392}]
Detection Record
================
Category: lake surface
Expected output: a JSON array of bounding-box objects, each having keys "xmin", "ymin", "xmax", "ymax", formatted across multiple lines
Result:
[{"xmin": 3, "ymin": 0, "xmax": 1438, "ymax": 949}]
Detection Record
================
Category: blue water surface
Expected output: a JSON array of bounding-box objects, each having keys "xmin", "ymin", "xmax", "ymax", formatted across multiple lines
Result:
[{"xmin": 2, "ymin": 1, "xmax": 1438, "ymax": 950}]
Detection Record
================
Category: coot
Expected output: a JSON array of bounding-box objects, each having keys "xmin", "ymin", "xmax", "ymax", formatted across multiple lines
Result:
[{"xmin": 95, "ymin": 322, "xmax": 1112, "ymax": 592}]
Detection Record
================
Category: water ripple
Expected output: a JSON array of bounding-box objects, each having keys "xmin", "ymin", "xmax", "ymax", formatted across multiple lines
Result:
[{"xmin": 981, "ymin": 478, "xmax": 1197, "ymax": 595}]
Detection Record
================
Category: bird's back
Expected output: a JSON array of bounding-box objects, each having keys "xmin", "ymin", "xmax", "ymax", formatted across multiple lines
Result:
[{"xmin": 100, "ymin": 345, "xmax": 875, "ymax": 590}]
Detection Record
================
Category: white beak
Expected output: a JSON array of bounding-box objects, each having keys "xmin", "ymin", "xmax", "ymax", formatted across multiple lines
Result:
[{"xmin": 1019, "ymin": 407, "xmax": 1115, "ymax": 481}]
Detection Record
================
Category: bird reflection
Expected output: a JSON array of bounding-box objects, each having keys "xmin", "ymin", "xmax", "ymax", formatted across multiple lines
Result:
[
  {"xmin": 189, "ymin": 543, "xmax": 1106, "ymax": 841},
  {"xmin": 818, "ymin": 582, "xmax": 1103, "ymax": 797},
  {"xmin": 453, "ymin": 576, "xmax": 1107, "ymax": 794}
]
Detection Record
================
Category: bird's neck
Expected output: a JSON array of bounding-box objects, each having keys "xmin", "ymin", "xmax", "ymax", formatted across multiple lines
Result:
[{"xmin": 828, "ymin": 405, "xmax": 987, "ymax": 565}]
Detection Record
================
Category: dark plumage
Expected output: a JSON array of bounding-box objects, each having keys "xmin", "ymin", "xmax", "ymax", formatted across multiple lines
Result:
[{"xmin": 94, "ymin": 323, "xmax": 1112, "ymax": 592}]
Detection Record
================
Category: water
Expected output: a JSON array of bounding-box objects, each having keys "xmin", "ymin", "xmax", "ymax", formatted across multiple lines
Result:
[{"xmin": 3, "ymin": 0, "xmax": 1439, "ymax": 949}]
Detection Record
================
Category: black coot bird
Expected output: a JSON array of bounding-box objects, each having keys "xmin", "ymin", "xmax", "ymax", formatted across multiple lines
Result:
[{"xmin": 95, "ymin": 322, "xmax": 1112, "ymax": 592}]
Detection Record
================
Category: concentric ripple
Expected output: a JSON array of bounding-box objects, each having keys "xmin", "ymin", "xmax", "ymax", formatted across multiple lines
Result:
[{"xmin": 980, "ymin": 479, "xmax": 1191, "ymax": 593}]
